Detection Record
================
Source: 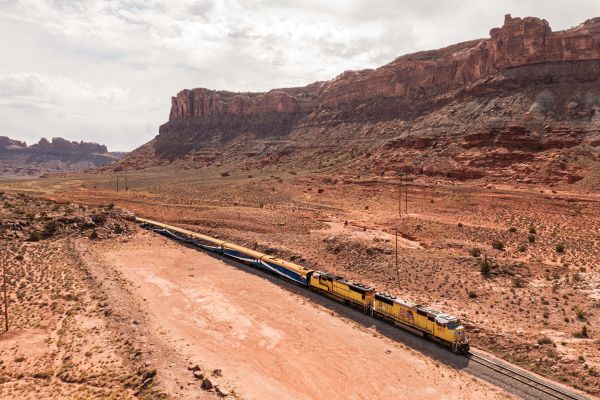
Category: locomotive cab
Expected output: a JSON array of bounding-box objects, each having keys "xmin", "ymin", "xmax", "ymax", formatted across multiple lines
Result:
[{"xmin": 446, "ymin": 318, "xmax": 469, "ymax": 353}]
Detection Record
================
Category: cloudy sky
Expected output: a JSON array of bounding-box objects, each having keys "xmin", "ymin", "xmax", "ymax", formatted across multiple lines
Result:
[{"xmin": 0, "ymin": 0, "xmax": 598, "ymax": 151}]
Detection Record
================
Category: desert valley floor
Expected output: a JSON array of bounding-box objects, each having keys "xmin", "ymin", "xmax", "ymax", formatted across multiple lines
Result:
[{"xmin": 0, "ymin": 166, "xmax": 599, "ymax": 399}]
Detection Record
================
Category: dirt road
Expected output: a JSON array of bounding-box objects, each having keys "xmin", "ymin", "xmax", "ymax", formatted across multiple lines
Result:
[{"xmin": 87, "ymin": 231, "xmax": 512, "ymax": 400}]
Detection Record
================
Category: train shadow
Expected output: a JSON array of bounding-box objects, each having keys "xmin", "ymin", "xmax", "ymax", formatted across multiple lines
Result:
[{"xmin": 180, "ymin": 241, "xmax": 471, "ymax": 371}]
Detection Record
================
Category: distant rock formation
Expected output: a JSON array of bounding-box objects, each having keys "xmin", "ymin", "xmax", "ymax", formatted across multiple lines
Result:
[
  {"xmin": 121, "ymin": 15, "xmax": 600, "ymax": 187},
  {"xmin": 0, "ymin": 136, "xmax": 124, "ymax": 178},
  {"xmin": 169, "ymin": 15, "xmax": 600, "ymax": 119}
]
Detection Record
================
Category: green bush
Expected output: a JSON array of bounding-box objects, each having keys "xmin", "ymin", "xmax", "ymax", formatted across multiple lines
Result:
[
  {"xmin": 513, "ymin": 276, "xmax": 526, "ymax": 288},
  {"xmin": 518, "ymin": 244, "xmax": 527, "ymax": 252},
  {"xmin": 529, "ymin": 226, "xmax": 537, "ymax": 234},
  {"xmin": 556, "ymin": 243, "xmax": 565, "ymax": 253},
  {"xmin": 91, "ymin": 213, "xmax": 107, "ymax": 226},
  {"xmin": 469, "ymin": 247, "xmax": 481, "ymax": 257},
  {"xmin": 508, "ymin": 227, "xmax": 517, "ymax": 233},
  {"xmin": 42, "ymin": 220, "xmax": 59, "ymax": 238},
  {"xmin": 492, "ymin": 240, "xmax": 504, "ymax": 251},
  {"xmin": 528, "ymin": 234, "xmax": 536, "ymax": 243},
  {"xmin": 537, "ymin": 336, "xmax": 553, "ymax": 345},
  {"xmin": 574, "ymin": 325, "xmax": 589, "ymax": 338},
  {"xmin": 28, "ymin": 230, "xmax": 42, "ymax": 242},
  {"xmin": 468, "ymin": 290, "xmax": 478, "ymax": 299},
  {"xmin": 480, "ymin": 256, "xmax": 492, "ymax": 277}
]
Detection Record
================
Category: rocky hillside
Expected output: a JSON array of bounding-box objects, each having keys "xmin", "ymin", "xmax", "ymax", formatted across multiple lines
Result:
[
  {"xmin": 0, "ymin": 137, "xmax": 124, "ymax": 177},
  {"xmin": 120, "ymin": 15, "xmax": 600, "ymax": 187}
]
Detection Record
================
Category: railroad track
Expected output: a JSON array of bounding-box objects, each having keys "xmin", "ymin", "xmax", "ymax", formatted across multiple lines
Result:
[{"xmin": 467, "ymin": 352, "xmax": 587, "ymax": 400}]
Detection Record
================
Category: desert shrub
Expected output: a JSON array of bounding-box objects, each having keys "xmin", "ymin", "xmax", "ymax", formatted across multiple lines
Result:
[
  {"xmin": 529, "ymin": 226, "xmax": 537, "ymax": 234},
  {"xmin": 33, "ymin": 372, "xmax": 52, "ymax": 380},
  {"xmin": 220, "ymin": 171, "xmax": 230, "ymax": 177},
  {"xmin": 543, "ymin": 310, "xmax": 550, "ymax": 319},
  {"xmin": 89, "ymin": 230, "xmax": 99, "ymax": 240},
  {"xmin": 26, "ymin": 212, "xmax": 35, "ymax": 220},
  {"xmin": 513, "ymin": 276, "xmax": 526, "ymax": 288},
  {"xmin": 576, "ymin": 308, "xmax": 586, "ymax": 321},
  {"xmin": 480, "ymin": 256, "xmax": 492, "ymax": 277},
  {"xmin": 492, "ymin": 240, "xmax": 504, "ymax": 251},
  {"xmin": 537, "ymin": 336, "xmax": 553, "ymax": 345},
  {"xmin": 91, "ymin": 213, "xmax": 107, "ymax": 226},
  {"xmin": 556, "ymin": 243, "xmax": 565, "ymax": 253},
  {"xmin": 469, "ymin": 247, "xmax": 481, "ymax": 257},
  {"xmin": 468, "ymin": 290, "xmax": 478, "ymax": 299},
  {"xmin": 28, "ymin": 230, "xmax": 42, "ymax": 242},
  {"xmin": 107, "ymin": 202, "xmax": 115, "ymax": 210},
  {"xmin": 508, "ymin": 227, "xmax": 517, "ymax": 233},
  {"xmin": 317, "ymin": 188, "xmax": 324, "ymax": 194},
  {"xmin": 528, "ymin": 234, "xmax": 536, "ymax": 243},
  {"xmin": 15, "ymin": 255, "xmax": 23, "ymax": 261},
  {"xmin": 114, "ymin": 224, "xmax": 124, "ymax": 234},
  {"xmin": 457, "ymin": 222, "xmax": 463, "ymax": 228},
  {"xmin": 574, "ymin": 325, "xmax": 589, "ymax": 338},
  {"xmin": 518, "ymin": 244, "xmax": 527, "ymax": 252},
  {"xmin": 42, "ymin": 220, "xmax": 59, "ymax": 237}
]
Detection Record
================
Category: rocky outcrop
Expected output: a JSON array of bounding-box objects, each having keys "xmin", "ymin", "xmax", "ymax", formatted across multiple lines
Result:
[
  {"xmin": 0, "ymin": 137, "xmax": 123, "ymax": 177},
  {"xmin": 168, "ymin": 15, "xmax": 600, "ymax": 121},
  {"xmin": 123, "ymin": 15, "xmax": 600, "ymax": 187},
  {"xmin": 0, "ymin": 136, "xmax": 27, "ymax": 149},
  {"xmin": 28, "ymin": 137, "xmax": 108, "ymax": 155}
]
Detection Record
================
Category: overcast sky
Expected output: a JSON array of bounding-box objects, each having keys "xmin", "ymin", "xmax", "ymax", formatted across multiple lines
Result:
[{"xmin": 0, "ymin": 1, "xmax": 598, "ymax": 151}]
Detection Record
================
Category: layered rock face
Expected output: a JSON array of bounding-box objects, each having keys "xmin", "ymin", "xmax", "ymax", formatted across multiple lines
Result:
[
  {"xmin": 127, "ymin": 15, "xmax": 600, "ymax": 186},
  {"xmin": 0, "ymin": 137, "xmax": 122, "ymax": 177},
  {"xmin": 168, "ymin": 15, "xmax": 600, "ymax": 117}
]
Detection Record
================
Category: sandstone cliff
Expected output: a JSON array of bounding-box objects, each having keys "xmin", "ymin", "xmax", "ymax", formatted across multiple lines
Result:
[
  {"xmin": 0, "ymin": 137, "xmax": 123, "ymax": 177},
  {"xmin": 122, "ymin": 15, "xmax": 600, "ymax": 187}
]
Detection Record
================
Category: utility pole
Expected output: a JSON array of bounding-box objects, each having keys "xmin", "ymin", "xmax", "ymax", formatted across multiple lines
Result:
[
  {"xmin": 124, "ymin": 175, "xmax": 128, "ymax": 191},
  {"xmin": 405, "ymin": 175, "xmax": 408, "ymax": 215},
  {"xmin": 395, "ymin": 229, "xmax": 400, "ymax": 289},
  {"xmin": 2, "ymin": 261, "xmax": 8, "ymax": 334},
  {"xmin": 398, "ymin": 180, "xmax": 402, "ymax": 216}
]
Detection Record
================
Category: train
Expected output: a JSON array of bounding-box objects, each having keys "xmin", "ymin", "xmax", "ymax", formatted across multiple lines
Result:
[{"xmin": 136, "ymin": 217, "xmax": 470, "ymax": 353}]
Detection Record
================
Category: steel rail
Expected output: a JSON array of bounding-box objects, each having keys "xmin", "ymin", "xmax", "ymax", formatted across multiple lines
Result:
[{"xmin": 467, "ymin": 352, "xmax": 585, "ymax": 400}]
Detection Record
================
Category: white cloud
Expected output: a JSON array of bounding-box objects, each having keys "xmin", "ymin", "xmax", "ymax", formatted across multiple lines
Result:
[
  {"xmin": 0, "ymin": 73, "xmax": 129, "ymax": 110},
  {"xmin": 0, "ymin": 0, "xmax": 598, "ymax": 150}
]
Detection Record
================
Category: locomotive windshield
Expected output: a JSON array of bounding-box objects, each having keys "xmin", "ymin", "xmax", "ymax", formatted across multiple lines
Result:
[{"xmin": 446, "ymin": 320, "xmax": 461, "ymax": 330}]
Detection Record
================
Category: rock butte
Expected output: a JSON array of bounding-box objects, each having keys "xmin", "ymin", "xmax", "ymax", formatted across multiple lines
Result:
[
  {"xmin": 121, "ymin": 15, "xmax": 600, "ymax": 186},
  {"xmin": 169, "ymin": 15, "xmax": 600, "ymax": 118},
  {"xmin": 0, "ymin": 136, "xmax": 122, "ymax": 177}
]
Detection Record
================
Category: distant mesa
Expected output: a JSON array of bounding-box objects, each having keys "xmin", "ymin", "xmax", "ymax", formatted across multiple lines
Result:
[
  {"xmin": 0, "ymin": 136, "xmax": 125, "ymax": 178},
  {"xmin": 117, "ymin": 15, "xmax": 600, "ymax": 187}
]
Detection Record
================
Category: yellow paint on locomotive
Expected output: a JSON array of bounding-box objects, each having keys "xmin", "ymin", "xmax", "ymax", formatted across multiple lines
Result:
[
  {"xmin": 309, "ymin": 272, "xmax": 374, "ymax": 309},
  {"xmin": 373, "ymin": 293, "xmax": 467, "ymax": 346}
]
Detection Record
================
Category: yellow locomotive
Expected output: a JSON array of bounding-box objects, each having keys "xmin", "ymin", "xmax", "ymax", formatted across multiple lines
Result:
[
  {"xmin": 373, "ymin": 293, "xmax": 468, "ymax": 352},
  {"xmin": 308, "ymin": 271, "xmax": 375, "ymax": 312},
  {"xmin": 137, "ymin": 217, "xmax": 469, "ymax": 353}
]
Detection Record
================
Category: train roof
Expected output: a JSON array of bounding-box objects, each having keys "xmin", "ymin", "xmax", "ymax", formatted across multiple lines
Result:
[
  {"xmin": 315, "ymin": 272, "xmax": 375, "ymax": 292},
  {"xmin": 375, "ymin": 292, "xmax": 461, "ymax": 324}
]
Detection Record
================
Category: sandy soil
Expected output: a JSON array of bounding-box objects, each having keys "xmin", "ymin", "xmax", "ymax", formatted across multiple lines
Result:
[
  {"xmin": 86, "ymin": 230, "xmax": 512, "ymax": 400},
  {"xmin": 2, "ymin": 166, "xmax": 599, "ymax": 395},
  {"xmin": 0, "ymin": 193, "xmax": 159, "ymax": 399}
]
